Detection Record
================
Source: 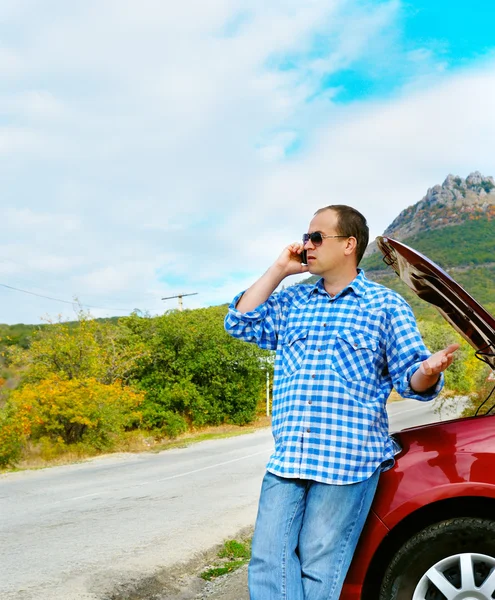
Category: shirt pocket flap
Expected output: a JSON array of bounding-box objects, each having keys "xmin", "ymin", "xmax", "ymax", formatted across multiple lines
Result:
[
  {"xmin": 283, "ymin": 327, "xmax": 308, "ymax": 347},
  {"xmin": 337, "ymin": 329, "xmax": 378, "ymax": 351}
]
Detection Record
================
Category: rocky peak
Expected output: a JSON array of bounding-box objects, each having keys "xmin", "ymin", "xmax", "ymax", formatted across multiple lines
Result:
[{"xmin": 382, "ymin": 171, "xmax": 495, "ymax": 240}]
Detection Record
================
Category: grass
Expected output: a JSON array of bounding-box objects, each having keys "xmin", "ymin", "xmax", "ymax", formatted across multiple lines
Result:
[{"xmin": 201, "ymin": 538, "xmax": 251, "ymax": 581}]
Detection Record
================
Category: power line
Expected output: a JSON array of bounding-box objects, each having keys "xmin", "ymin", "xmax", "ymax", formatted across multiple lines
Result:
[{"xmin": 0, "ymin": 282, "xmax": 159, "ymax": 313}]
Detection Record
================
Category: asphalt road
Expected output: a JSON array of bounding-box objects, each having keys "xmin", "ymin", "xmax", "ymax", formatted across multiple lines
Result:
[{"xmin": 0, "ymin": 397, "xmax": 465, "ymax": 600}]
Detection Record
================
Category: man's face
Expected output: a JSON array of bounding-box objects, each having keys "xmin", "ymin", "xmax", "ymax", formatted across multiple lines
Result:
[{"xmin": 304, "ymin": 209, "xmax": 351, "ymax": 276}]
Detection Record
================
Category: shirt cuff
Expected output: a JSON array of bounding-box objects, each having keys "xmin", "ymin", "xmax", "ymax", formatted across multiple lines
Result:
[{"xmin": 403, "ymin": 363, "xmax": 444, "ymax": 401}]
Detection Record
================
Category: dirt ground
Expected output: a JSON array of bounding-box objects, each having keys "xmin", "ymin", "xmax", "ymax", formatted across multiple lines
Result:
[
  {"xmin": 105, "ymin": 528, "xmax": 252, "ymax": 600},
  {"xmin": 196, "ymin": 564, "xmax": 248, "ymax": 600},
  {"xmin": 106, "ymin": 563, "xmax": 249, "ymax": 600}
]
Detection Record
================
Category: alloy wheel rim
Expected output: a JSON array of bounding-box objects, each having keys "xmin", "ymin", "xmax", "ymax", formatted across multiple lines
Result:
[{"xmin": 412, "ymin": 553, "xmax": 495, "ymax": 600}]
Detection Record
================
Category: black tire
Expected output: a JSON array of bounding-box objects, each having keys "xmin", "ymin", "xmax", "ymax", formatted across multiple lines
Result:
[{"xmin": 379, "ymin": 517, "xmax": 495, "ymax": 600}]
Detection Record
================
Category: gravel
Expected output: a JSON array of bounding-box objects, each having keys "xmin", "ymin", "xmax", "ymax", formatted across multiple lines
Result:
[
  {"xmin": 103, "ymin": 527, "xmax": 252, "ymax": 600},
  {"xmin": 195, "ymin": 564, "xmax": 248, "ymax": 600}
]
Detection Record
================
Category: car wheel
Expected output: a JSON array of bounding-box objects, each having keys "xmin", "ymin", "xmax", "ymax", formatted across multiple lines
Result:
[{"xmin": 379, "ymin": 517, "xmax": 495, "ymax": 599}]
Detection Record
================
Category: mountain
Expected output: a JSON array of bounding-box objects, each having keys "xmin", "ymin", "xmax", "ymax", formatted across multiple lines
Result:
[
  {"xmin": 306, "ymin": 172, "xmax": 495, "ymax": 319},
  {"xmin": 381, "ymin": 171, "xmax": 495, "ymax": 241}
]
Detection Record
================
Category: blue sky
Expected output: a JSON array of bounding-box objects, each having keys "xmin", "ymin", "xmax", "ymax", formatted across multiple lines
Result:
[{"xmin": 1, "ymin": 0, "xmax": 495, "ymax": 324}]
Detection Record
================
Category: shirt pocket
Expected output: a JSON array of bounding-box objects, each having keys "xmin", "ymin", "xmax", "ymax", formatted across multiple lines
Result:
[
  {"xmin": 280, "ymin": 327, "xmax": 307, "ymax": 377},
  {"xmin": 330, "ymin": 329, "xmax": 378, "ymax": 382}
]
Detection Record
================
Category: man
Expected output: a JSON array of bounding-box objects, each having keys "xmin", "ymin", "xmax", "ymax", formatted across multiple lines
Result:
[{"xmin": 224, "ymin": 205, "xmax": 458, "ymax": 600}]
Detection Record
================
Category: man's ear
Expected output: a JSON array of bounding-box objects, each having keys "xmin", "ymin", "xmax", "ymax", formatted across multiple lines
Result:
[{"xmin": 343, "ymin": 236, "xmax": 357, "ymax": 257}]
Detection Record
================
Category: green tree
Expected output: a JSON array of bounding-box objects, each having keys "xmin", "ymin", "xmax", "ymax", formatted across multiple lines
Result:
[
  {"xmin": 123, "ymin": 306, "xmax": 271, "ymax": 428},
  {"xmin": 5, "ymin": 310, "xmax": 150, "ymax": 386}
]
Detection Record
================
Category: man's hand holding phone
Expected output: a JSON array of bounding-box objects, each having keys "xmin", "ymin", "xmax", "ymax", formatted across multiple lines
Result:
[
  {"xmin": 274, "ymin": 243, "xmax": 310, "ymax": 277},
  {"xmin": 236, "ymin": 242, "xmax": 309, "ymax": 313}
]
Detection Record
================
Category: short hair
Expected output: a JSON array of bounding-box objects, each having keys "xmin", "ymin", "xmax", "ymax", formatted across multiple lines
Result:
[{"xmin": 315, "ymin": 205, "xmax": 369, "ymax": 265}]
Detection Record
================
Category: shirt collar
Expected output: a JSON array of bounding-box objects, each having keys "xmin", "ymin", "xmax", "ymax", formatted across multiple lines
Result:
[{"xmin": 308, "ymin": 269, "xmax": 367, "ymax": 300}]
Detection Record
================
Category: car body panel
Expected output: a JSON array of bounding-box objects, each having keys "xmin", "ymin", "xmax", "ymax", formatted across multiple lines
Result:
[
  {"xmin": 341, "ymin": 509, "xmax": 390, "ymax": 598},
  {"xmin": 374, "ymin": 415, "xmax": 495, "ymax": 526},
  {"xmin": 341, "ymin": 414, "xmax": 495, "ymax": 598},
  {"xmin": 340, "ymin": 238, "xmax": 495, "ymax": 599}
]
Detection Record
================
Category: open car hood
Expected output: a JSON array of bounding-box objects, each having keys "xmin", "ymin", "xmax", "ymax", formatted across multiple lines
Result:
[{"xmin": 376, "ymin": 236, "xmax": 495, "ymax": 370}]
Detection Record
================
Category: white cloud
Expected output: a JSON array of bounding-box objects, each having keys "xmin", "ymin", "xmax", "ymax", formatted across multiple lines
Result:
[
  {"xmin": 0, "ymin": 1, "xmax": 494, "ymax": 323},
  {"xmin": 72, "ymin": 262, "xmax": 158, "ymax": 296},
  {"xmin": 0, "ymin": 90, "xmax": 67, "ymax": 122},
  {"xmin": 0, "ymin": 47, "xmax": 23, "ymax": 76},
  {"xmin": 0, "ymin": 127, "xmax": 44, "ymax": 155},
  {"xmin": 3, "ymin": 208, "xmax": 80, "ymax": 231},
  {"xmin": 237, "ymin": 62, "xmax": 495, "ymax": 244}
]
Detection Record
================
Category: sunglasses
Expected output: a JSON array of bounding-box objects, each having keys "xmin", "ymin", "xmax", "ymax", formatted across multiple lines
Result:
[{"xmin": 302, "ymin": 232, "xmax": 348, "ymax": 246}]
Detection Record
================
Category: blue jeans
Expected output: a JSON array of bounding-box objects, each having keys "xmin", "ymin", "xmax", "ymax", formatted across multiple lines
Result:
[{"xmin": 248, "ymin": 469, "xmax": 380, "ymax": 600}]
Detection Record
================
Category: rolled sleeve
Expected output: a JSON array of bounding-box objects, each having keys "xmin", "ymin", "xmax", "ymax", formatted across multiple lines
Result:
[
  {"xmin": 224, "ymin": 291, "xmax": 280, "ymax": 350},
  {"xmin": 401, "ymin": 363, "xmax": 444, "ymax": 401}
]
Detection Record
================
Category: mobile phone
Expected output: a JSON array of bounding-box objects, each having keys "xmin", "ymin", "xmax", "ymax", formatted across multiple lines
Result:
[{"xmin": 300, "ymin": 249, "xmax": 308, "ymax": 264}]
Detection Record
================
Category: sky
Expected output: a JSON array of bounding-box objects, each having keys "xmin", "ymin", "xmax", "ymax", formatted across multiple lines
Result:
[{"xmin": 1, "ymin": 0, "xmax": 495, "ymax": 324}]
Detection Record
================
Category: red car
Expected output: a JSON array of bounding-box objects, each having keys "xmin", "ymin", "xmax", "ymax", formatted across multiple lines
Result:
[{"xmin": 341, "ymin": 237, "xmax": 495, "ymax": 600}]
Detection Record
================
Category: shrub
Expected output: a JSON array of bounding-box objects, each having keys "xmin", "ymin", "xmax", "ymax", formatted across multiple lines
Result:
[
  {"xmin": 7, "ymin": 376, "xmax": 144, "ymax": 450},
  {"xmin": 418, "ymin": 320, "xmax": 484, "ymax": 395},
  {"xmin": 125, "ymin": 306, "xmax": 269, "ymax": 428},
  {"xmin": 5, "ymin": 310, "xmax": 150, "ymax": 386},
  {"xmin": 0, "ymin": 405, "xmax": 31, "ymax": 468},
  {"xmin": 141, "ymin": 405, "xmax": 188, "ymax": 438}
]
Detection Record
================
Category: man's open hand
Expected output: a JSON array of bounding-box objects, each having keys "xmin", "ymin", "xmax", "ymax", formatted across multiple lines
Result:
[
  {"xmin": 410, "ymin": 343, "xmax": 460, "ymax": 393},
  {"xmin": 419, "ymin": 343, "xmax": 460, "ymax": 376}
]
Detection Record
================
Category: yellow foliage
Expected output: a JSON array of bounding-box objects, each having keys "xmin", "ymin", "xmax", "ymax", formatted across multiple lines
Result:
[
  {"xmin": 5, "ymin": 310, "xmax": 150, "ymax": 386},
  {"xmin": 9, "ymin": 375, "xmax": 144, "ymax": 446}
]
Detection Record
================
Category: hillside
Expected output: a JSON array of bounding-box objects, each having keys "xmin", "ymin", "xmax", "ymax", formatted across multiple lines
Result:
[
  {"xmin": 0, "ymin": 317, "xmax": 120, "ymax": 352},
  {"xmin": 306, "ymin": 172, "xmax": 495, "ymax": 319},
  {"xmin": 381, "ymin": 171, "xmax": 495, "ymax": 241}
]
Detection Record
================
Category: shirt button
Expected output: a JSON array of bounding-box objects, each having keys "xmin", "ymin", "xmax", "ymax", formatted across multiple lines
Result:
[
  {"xmin": 312, "ymin": 374, "xmax": 316, "ymax": 379},
  {"xmin": 323, "ymin": 323, "xmax": 327, "ymax": 327},
  {"xmin": 307, "ymin": 428, "xmax": 311, "ymax": 433},
  {"xmin": 318, "ymin": 348, "xmax": 322, "ymax": 352},
  {"xmin": 308, "ymin": 400, "xmax": 312, "ymax": 405}
]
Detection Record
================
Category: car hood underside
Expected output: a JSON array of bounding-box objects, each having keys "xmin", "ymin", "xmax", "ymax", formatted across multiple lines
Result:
[{"xmin": 375, "ymin": 236, "xmax": 495, "ymax": 370}]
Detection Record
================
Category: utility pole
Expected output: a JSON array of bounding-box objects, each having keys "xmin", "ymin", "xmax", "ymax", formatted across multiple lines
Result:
[
  {"xmin": 161, "ymin": 292, "xmax": 198, "ymax": 311},
  {"xmin": 266, "ymin": 369, "xmax": 270, "ymax": 417}
]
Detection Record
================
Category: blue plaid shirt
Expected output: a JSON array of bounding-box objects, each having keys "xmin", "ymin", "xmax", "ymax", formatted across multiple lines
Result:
[{"xmin": 225, "ymin": 270, "xmax": 443, "ymax": 485}]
